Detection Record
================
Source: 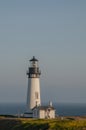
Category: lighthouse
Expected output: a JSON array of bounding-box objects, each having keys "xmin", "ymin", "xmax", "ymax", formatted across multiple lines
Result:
[
  {"xmin": 26, "ymin": 56, "xmax": 41, "ymax": 112},
  {"xmin": 23, "ymin": 56, "xmax": 55, "ymax": 118}
]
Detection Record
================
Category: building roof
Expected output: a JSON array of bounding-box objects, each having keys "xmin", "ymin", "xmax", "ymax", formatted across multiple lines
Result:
[
  {"xmin": 30, "ymin": 56, "xmax": 38, "ymax": 62},
  {"xmin": 32, "ymin": 105, "xmax": 55, "ymax": 111}
]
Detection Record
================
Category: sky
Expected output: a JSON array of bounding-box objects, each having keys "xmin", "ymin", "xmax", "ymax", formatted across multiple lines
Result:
[{"xmin": 0, "ymin": 0, "xmax": 86, "ymax": 103}]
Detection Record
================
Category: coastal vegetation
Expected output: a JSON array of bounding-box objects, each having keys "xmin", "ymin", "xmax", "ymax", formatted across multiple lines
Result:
[{"xmin": 0, "ymin": 116, "xmax": 86, "ymax": 130}]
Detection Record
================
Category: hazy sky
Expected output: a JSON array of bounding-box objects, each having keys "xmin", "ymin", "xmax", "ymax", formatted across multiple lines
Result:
[{"xmin": 0, "ymin": 0, "xmax": 86, "ymax": 103}]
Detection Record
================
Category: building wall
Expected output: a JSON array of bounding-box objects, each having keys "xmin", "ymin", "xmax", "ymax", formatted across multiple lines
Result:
[
  {"xmin": 33, "ymin": 108, "xmax": 39, "ymax": 118},
  {"xmin": 39, "ymin": 109, "xmax": 55, "ymax": 119},
  {"xmin": 49, "ymin": 110, "xmax": 55, "ymax": 118},
  {"xmin": 27, "ymin": 78, "xmax": 41, "ymax": 110},
  {"xmin": 39, "ymin": 110, "xmax": 45, "ymax": 119}
]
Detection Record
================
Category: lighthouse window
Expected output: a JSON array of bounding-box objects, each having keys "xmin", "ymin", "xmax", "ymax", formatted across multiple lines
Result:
[{"xmin": 35, "ymin": 92, "xmax": 39, "ymax": 99}]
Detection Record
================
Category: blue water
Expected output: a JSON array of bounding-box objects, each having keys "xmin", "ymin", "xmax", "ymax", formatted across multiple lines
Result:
[
  {"xmin": 0, "ymin": 103, "xmax": 86, "ymax": 116},
  {"xmin": 54, "ymin": 103, "xmax": 86, "ymax": 116}
]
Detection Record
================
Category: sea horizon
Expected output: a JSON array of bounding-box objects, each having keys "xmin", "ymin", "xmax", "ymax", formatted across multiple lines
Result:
[{"xmin": 0, "ymin": 102, "xmax": 86, "ymax": 116}]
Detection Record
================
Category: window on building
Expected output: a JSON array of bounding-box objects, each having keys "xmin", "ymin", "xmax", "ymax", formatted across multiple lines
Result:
[{"xmin": 35, "ymin": 92, "xmax": 39, "ymax": 99}]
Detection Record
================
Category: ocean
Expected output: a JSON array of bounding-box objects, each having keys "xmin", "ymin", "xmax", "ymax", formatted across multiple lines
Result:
[{"xmin": 0, "ymin": 103, "xmax": 86, "ymax": 116}]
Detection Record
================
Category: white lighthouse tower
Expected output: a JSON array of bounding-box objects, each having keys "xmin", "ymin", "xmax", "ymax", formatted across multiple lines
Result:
[{"xmin": 26, "ymin": 56, "xmax": 41, "ymax": 112}]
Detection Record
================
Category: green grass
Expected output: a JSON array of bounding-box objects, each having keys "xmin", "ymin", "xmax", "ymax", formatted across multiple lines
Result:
[{"xmin": 0, "ymin": 116, "xmax": 86, "ymax": 130}]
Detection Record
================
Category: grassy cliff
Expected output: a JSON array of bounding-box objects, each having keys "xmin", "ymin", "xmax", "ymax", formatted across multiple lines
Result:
[{"xmin": 0, "ymin": 116, "xmax": 86, "ymax": 130}]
